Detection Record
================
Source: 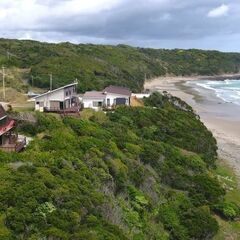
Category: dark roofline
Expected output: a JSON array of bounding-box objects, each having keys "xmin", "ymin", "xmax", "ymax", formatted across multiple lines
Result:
[
  {"xmin": 82, "ymin": 91, "xmax": 106, "ymax": 99},
  {"xmin": 103, "ymin": 85, "xmax": 131, "ymax": 96},
  {"xmin": 33, "ymin": 82, "xmax": 78, "ymax": 99}
]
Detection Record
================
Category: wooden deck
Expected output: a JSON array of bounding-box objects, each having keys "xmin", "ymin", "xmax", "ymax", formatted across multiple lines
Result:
[
  {"xmin": 0, "ymin": 137, "xmax": 26, "ymax": 152},
  {"xmin": 44, "ymin": 106, "xmax": 80, "ymax": 115}
]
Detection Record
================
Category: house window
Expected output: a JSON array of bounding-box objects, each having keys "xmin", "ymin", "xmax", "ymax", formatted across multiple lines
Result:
[
  {"xmin": 60, "ymin": 102, "xmax": 64, "ymax": 110},
  {"xmin": 93, "ymin": 101, "xmax": 103, "ymax": 107},
  {"xmin": 66, "ymin": 91, "xmax": 68, "ymax": 96},
  {"xmin": 107, "ymin": 98, "xmax": 110, "ymax": 106},
  {"xmin": 115, "ymin": 98, "xmax": 127, "ymax": 105}
]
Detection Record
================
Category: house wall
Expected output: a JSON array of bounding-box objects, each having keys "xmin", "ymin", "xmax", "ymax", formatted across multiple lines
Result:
[
  {"xmin": 82, "ymin": 93, "xmax": 130, "ymax": 111},
  {"xmin": 50, "ymin": 101, "xmax": 60, "ymax": 109},
  {"xmin": 64, "ymin": 86, "xmax": 77, "ymax": 99},
  {"xmin": 35, "ymin": 90, "xmax": 65, "ymax": 112},
  {"xmin": 105, "ymin": 93, "xmax": 130, "ymax": 107},
  {"xmin": 82, "ymin": 98, "xmax": 105, "ymax": 110}
]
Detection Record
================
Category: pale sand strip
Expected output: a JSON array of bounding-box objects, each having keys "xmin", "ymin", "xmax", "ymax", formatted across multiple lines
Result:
[{"xmin": 144, "ymin": 76, "xmax": 240, "ymax": 180}]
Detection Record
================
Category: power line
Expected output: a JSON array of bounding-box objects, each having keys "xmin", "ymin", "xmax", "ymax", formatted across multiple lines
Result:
[
  {"xmin": 2, "ymin": 66, "xmax": 5, "ymax": 100},
  {"xmin": 7, "ymin": 51, "xmax": 18, "ymax": 58}
]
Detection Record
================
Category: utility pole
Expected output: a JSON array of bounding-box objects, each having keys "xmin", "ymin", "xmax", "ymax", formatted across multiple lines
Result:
[
  {"xmin": 49, "ymin": 73, "xmax": 52, "ymax": 91},
  {"xmin": 31, "ymin": 75, "xmax": 34, "ymax": 88},
  {"xmin": 2, "ymin": 66, "xmax": 5, "ymax": 100}
]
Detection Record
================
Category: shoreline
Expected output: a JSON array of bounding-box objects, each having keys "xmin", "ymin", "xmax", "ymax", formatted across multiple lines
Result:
[
  {"xmin": 144, "ymin": 76, "xmax": 240, "ymax": 180},
  {"xmin": 144, "ymin": 73, "xmax": 240, "ymax": 91},
  {"xmin": 145, "ymin": 72, "xmax": 240, "ymax": 83}
]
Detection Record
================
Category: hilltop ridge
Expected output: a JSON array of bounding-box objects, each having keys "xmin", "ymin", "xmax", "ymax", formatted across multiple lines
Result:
[{"xmin": 0, "ymin": 38, "xmax": 240, "ymax": 95}]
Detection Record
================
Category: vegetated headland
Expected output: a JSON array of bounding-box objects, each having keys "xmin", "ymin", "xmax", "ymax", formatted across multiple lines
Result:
[{"xmin": 145, "ymin": 75, "xmax": 240, "ymax": 181}]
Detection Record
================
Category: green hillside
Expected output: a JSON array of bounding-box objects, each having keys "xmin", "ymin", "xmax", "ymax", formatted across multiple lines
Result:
[
  {"xmin": 0, "ymin": 93, "xmax": 239, "ymax": 239},
  {"xmin": 0, "ymin": 39, "xmax": 240, "ymax": 93}
]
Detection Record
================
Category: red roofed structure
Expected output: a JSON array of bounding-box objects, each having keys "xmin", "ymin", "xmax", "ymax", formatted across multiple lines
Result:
[{"xmin": 0, "ymin": 105, "xmax": 26, "ymax": 152}]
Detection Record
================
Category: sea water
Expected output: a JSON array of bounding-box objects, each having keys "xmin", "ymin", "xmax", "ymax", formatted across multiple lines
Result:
[{"xmin": 190, "ymin": 79, "xmax": 240, "ymax": 106}]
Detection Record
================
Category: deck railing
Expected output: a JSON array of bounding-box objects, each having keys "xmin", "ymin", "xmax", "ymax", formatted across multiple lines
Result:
[
  {"xmin": 0, "ymin": 137, "xmax": 26, "ymax": 152},
  {"xmin": 44, "ymin": 106, "xmax": 80, "ymax": 114}
]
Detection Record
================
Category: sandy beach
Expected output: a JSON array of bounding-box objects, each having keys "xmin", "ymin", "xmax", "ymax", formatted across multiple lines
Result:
[{"xmin": 144, "ymin": 75, "xmax": 240, "ymax": 179}]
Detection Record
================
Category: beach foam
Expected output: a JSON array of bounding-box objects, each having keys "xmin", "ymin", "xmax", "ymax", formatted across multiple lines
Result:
[{"xmin": 187, "ymin": 79, "xmax": 240, "ymax": 105}]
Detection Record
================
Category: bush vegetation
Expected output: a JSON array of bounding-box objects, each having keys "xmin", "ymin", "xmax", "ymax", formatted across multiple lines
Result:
[{"xmin": 0, "ymin": 93, "xmax": 236, "ymax": 239}]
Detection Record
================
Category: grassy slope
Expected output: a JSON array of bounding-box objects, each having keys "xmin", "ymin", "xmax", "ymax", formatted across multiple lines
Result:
[
  {"xmin": 0, "ymin": 39, "xmax": 240, "ymax": 94},
  {"xmin": 214, "ymin": 160, "xmax": 240, "ymax": 240}
]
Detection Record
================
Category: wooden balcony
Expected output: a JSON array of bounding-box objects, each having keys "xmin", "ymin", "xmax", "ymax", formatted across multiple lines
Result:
[
  {"xmin": 0, "ymin": 136, "xmax": 26, "ymax": 153},
  {"xmin": 44, "ymin": 106, "xmax": 80, "ymax": 116}
]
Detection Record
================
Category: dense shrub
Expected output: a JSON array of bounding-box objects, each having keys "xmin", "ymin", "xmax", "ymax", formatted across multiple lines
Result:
[
  {"xmin": 0, "ymin": 94, "xmax": 226, "ymax": 239},
  {"xmin": 214, "ymin": 201, "xmax": 240, "ymax": 220},
  {"xmin": 109, "ymin": 94, "xmax": 217, "ymax": 165}
]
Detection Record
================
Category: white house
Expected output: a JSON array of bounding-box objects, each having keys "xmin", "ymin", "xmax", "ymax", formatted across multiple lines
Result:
[
  {"xmin": 82, "ymin": 91, "xmax": 106, "ymax": 110},
  {"xmin": 82, "ymin": 85, "xmax": 132, "ymax": 110},
  {"xmin": 33, "ymin": 82, "xmax": 79, "ymax": 112}
]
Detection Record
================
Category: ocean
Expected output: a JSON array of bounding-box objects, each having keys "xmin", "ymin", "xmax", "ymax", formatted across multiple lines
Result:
[{"xmin": 187, "ymin": 79, "xmax": 240, "ymax": 106}]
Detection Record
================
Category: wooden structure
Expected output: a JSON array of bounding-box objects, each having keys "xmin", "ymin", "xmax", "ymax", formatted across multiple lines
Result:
[{"xmin": 0, "ymin": 105, "xmax": 26, "ymax": 152}]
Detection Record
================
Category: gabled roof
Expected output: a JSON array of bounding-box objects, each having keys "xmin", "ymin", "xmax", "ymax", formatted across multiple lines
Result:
[
  {"xmin": 103, "ymin": 85, "xmax": 131, "ymax": 96},
  {"xmin": 33, "ymin": 82, "xmax": 77, "ymax": 99},
  {"xmin": 0, "ymin": 105, "xmax": 15, "ymax": 135},
  {"xmin": 83, "ymin": 91, "xmax": 106, "ymax": 99},
  {"xmin": 0, "ymin": 119, "xmax": 15, "ymax": 136}
]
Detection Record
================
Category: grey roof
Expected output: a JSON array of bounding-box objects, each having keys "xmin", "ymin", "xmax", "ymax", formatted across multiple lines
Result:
[
  {"xmin": 83, "ymin": 91, "xmax": 106, "ymax": 99},
  {"xmin": 103, "ymin": 85, "xmax": 131, "ymax": 96},
  {"xmin": 33, "ymin": 82, "xmax": 77, "ymax": 99}
]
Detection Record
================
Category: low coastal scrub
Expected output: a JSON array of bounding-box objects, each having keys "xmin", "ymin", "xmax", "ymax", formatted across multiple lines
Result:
[{"xmin": 0, "ymin": 93, "xmax": 238, "ymax": 239}]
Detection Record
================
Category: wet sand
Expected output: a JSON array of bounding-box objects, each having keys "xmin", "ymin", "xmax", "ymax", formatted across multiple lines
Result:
[{"xmin": 144, "ymin": 76, "xmax": 240, "ymax": 179}]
